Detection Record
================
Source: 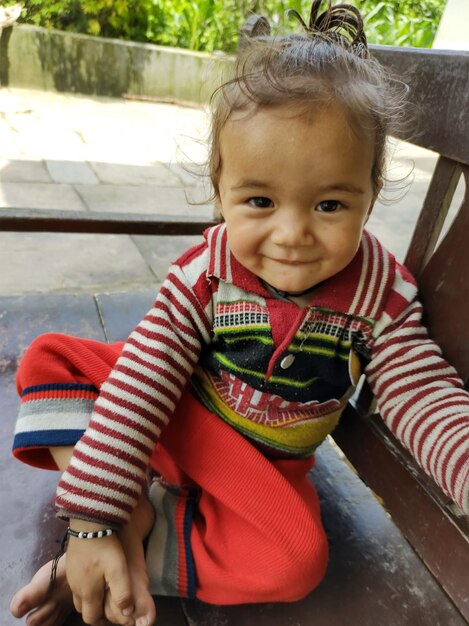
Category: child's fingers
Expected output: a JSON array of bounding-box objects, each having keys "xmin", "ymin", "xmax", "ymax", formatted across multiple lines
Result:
[
  {"xmin": 136, "ymin": 615, "xmax": 154, "ymax": 626},
  {"xmin": 106, "ymin": 565, "xmax": 135, "ymax": 624},
  {"xmin": 105, "ymin": 579, "xmax": 157, "ymax": 626},
  {"xmin": 104, "ymin": 591, "xmax": 122, "ymax": 624},
  {"xmin": 72, "ymin": 593, "xmax": 82, "ymax": 615},
  {"xmin": 134, "ymin": 593, "xmax": 157, "ymax": 626},
  {"xmin": 79, "ymin": 585, "xmax": 108, "ymax": 625},
  {"xmin": 104, "ymin": 590, "xmax": 134, "ymax": 626}
]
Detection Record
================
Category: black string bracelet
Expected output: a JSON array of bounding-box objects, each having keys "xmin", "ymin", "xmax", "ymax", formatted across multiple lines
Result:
[
  {"xmin": 49, "ymin": 528, "xmax": 69, "ymax": 595},
  {"xmin": 48, "ymin": 527, "xmax": 116, "ymax": 594}
]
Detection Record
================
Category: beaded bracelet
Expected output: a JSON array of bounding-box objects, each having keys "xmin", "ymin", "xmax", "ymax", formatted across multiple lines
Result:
[
  {"xmin": 49, "ymin": 526, "xmax": 116, "ymax": 592},
  {"xmin": 67, "ymin": 527, "xmax": 115, "ymax": 539}
]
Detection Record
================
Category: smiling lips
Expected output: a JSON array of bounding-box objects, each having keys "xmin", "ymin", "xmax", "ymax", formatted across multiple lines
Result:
[{"xmin": 270, "ymin": 258, "xmax": 314, "ymax": 265}]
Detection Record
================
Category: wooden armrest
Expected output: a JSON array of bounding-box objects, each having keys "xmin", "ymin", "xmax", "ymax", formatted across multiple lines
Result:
[{"xmin": 332, "ymin": 391, "xmax": 469, "ymax": 621}]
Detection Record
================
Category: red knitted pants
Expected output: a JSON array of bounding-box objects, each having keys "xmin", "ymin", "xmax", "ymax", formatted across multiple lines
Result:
[{"xmin": 14, "ymin": 333, "xmax": 328, "ymax": 604}]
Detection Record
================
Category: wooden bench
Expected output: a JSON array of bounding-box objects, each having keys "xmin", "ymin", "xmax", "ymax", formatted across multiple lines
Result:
[{"xmin": 1, "ymin": 42, "xmax": 468, "ymax": 625}]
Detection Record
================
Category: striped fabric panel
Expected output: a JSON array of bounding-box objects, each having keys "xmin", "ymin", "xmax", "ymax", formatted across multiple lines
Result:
[
  {"xmin": 349, "ymin": 231, "xmax": 394, "ymax": 319},
  {"xmin": 290, "ymin": 333, "xmax": 351, "ymax": 361},
  {"xmin": 367, "ymin": 298, "xmax": 469, "ymax": 511},
  {"xmin": 212, "ymin": 351, "xmax": 320, "ymax": 389},
  {"xmin": 21, "ymin": 382, "xmax": 99, "ymax": 399},
  {"xmin": 207, "ymin": 223, "xmax": 231, "ymax": 282},
  {"xmin": 56, "ymin": 263, "xmax": 213, "ymax": 525},
  {"xmin": 176, "ymin": 490, "xmax": 197, "ymax": 598},
  {"xmin": 145, "ymin": 479, "xmax": 197, "ymax": 598},
  {"xmin": 191, "ymin": 369, "xmax": 345, "ymax": 456},
  {"xmin": 13, "ymin": 383, "xmax": 99, "ymax": 468}
]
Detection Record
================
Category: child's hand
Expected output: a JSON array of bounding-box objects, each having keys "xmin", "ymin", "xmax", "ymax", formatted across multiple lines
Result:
[{"xmin": 66, "ymin": 520, "xmax": 135, "ymax": 626}]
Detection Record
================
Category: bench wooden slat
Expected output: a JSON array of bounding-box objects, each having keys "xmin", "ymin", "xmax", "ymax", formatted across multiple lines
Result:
[
  {"xmin": 405, "ymin": 156, "xmax": 462, "ymax": 277},
  {"xmin": 371, "ymin": 46, "xmax": 469, "ymax": 165},
  {"xmin": 0, "ymin": 208, "xmax": 217, "ymax": 235},
  {"xmin": 418, "ymin": 165, "xmax": 469, "ymax": 383},
  {"xmin": 333, "ymin": 403, "xmax": 469, "ymax": 621}
]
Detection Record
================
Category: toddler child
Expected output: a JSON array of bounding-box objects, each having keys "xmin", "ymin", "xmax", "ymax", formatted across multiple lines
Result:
[{"xmin": 10, "ymin": 1, "xmax": 469, "ymax": 625}]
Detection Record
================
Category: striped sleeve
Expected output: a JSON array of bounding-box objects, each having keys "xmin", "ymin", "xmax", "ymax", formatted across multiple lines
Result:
[
  {"xmin": 365, "ymin": 270, "xmax": 469, "ymax": 513},
  {"xmin": 55, "ymin": 259, "xmax": 213, "ymax": 526}
]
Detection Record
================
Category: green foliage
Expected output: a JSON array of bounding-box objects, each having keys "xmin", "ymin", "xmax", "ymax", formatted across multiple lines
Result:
[
  {"xmin": 355, "ymin": 0, "xmax": 447, "ymax": 48},
  {"xmin": 15, "ymin": 0, "xmax": 447, "ymax": 52},
  {"xmin": 16, "ymin": 0, "xmax": 151, "ymax": 40}
]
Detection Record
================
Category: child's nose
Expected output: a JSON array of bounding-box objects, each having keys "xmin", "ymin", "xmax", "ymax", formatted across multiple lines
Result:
[{"xmin": 271, "ymin": 210, "xmax": 314, "ymax": 247}]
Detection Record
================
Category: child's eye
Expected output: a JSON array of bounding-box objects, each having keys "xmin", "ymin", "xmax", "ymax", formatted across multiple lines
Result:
[
  {"xmin": 316, "ymin": 200, "xmax": 342, "ymax": 213},
  {"xmin": 248, "ymin": 197, "xmax": 274, "ymax": 209}
]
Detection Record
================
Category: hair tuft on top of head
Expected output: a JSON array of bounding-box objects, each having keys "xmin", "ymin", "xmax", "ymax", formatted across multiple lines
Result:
[{"xmin": 286, "ymin": 0, "xmax": 368, "ymax": 58}]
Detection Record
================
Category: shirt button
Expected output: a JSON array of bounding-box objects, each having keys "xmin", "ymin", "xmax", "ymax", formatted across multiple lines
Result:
[{"xmin": 280, "ymin": 354, "xmax": 295, "ymax": 369}]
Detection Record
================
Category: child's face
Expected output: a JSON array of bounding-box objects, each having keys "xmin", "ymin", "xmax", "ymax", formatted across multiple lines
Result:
[{"xmin": 217, "ymin": 104, "xmax": 376, "ymax": 295}]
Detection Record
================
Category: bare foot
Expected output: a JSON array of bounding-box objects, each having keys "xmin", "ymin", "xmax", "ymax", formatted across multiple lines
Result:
[
  {"xmin": 10, "ymin": 556, "xmax": 74, "ymax": 626},
  {"xmin": 11, "ymin": 497, "xmax": 157, "ymax": 626}
]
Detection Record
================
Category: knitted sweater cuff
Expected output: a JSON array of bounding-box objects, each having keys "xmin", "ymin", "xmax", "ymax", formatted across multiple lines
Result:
[
  {"xmin": 13, "ymin": 392, "xmax": 95, "ymax": 469},
  {"xmin": 55, "ymin": 508, "xmax": 120, "ymax": 530}
]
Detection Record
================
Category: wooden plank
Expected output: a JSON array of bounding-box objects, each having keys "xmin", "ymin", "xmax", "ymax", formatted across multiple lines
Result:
[
  {"xmin": 0, "ymin": 293, "xmax": 106, "ymax": 360},
  {"xmin": 370, "ymin": 46, "xmax": 469, "ymax": 165},
  {"xmin": 417, "ymin": 165, "xmax": 469, "ymax": 382},
  {"xmin": 0, "ymin": 208, "xmax": 217, "ymax": 235},
  {"xmin": 405, "ymin": 156, "xmax": 461, "ymax": 277},
  {"xmin": 332, "ymin": 405, "xmax": 469, "ymax": 622},
  {"xmin": 95, "ymin": 289, "xmax": 158, "ymax": 343}
]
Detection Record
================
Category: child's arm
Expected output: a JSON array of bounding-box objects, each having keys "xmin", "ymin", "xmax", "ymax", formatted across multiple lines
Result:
[
  {"xmin": 53, "ymin": 258, "xmax": 212, "ymax": 620},
  {"xmin": 55, "ymin": 260, "xmax": 212, "ymax": 527},
  {"xmin": 51, "ymin": 241, "xmax": 213, "ymax": 621},
  {"xmin": 365, "ymin": 295, "xmax": 469, "ymax": 513}
]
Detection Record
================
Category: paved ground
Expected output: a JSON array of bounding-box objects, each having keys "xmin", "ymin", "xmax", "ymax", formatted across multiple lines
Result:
[{"xmin": 0, "ymin": 86, "xmax": 464, "ymax": 296}]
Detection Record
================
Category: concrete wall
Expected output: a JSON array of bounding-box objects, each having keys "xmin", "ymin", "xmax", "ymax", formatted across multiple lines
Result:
[{"xmin": 0, "ymin": 25, "xmax": 233, "ymax": 104}]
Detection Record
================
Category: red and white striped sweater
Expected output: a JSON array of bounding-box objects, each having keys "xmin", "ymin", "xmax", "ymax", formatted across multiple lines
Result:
[{"xmin": 56, "ymin": 224, "xmax": 469, "ymax": 523}]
